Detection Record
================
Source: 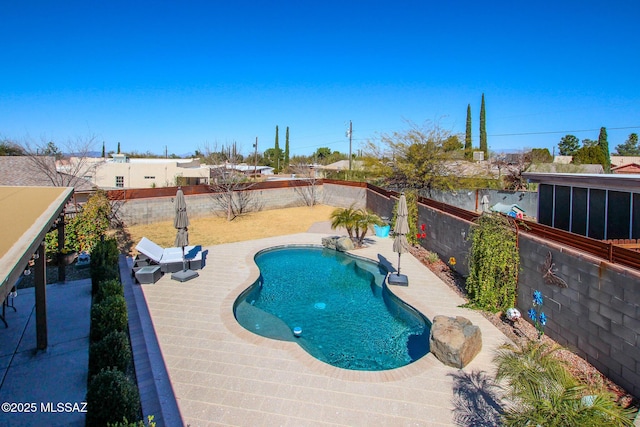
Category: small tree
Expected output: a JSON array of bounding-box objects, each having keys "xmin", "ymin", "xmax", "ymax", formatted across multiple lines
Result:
[
  {"xmin": 597, "ymin": 127, "xmax": 611, "ymax": 172},
  {"xmin": 0, "ymin": 139, "xmax": 25, "ymax": 156},
  {"xmin": 330, "ymin": 205, "xmax": 383, "ymax": 246},
  {"xmin": 291, "ymin": 163, "xmax": 320, "ymax": 207},
  {"xmin": 572, "ymin": 145, "xmax": 606, "ymax": 166},
  {"xmin": 20, "ymin": 135, "xmax": 98, "ymax": 188},
  {"xmin": 284, "ymin": 126, "xmax": 290, "ymax": 171},
  {"xmin": 558, "ymin": 134, "xmax": 580, "ymax": 156},
  {"xmin": 615, "ymin": 133, "xmax": 640, "ymax": 156},
  {"xmin": 464, "ymin": 104, "xmax": 472, "ymax": 159},
  {"xmin": 366, "ymin": 120, "xmax": 457, "ymax": 194},
  {"xmin": 479, "ymin": 93, "xmax": 487, "ymax": 159}
]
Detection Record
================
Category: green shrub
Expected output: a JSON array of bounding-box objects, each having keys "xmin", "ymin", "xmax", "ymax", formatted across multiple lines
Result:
[
  {"xmin": 95, "ymin": 279, "xmax": 124, "ymax": 305},
  {"xmin": 425, "ymin": 251, "xmax": 439, "ymax": 264},
  {"xmin": 494, "ymin": 342, "xmax": 636, "ymax": 426},
  {"xmin": 108, "ymin": 415, "xmax": 156, "ymax": 427},
  {"xmin": 88, "ymin": 330, "xmax": 131, "ymax": 379},
  {"xmin": 465, "ymin": 213, "xmax": 519, "ymax": 312},
  {"xmin": 91, "ymin": 238, "xmax": 120, "ymax": 294},
  {"xmin": 91, "ymin": 294, "xmax": 128, "ymax": 342},
  {"xmin": 86, "ymin": 368, "xmax": 141, "ymax": 427}
]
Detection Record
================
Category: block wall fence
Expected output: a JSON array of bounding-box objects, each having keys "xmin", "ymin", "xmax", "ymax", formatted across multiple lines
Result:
[
  {"xmin": 367, "ymin": 186, "xmax": 640, "ymax": 398},
  {"xmin": 113, "ymin": 181, "xmax": 639, "ymax": 397}
]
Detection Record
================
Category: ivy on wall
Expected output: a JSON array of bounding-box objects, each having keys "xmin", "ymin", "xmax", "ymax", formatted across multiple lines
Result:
[{"xmin": 465, "ymin": 213, "xmax": 519, "ymax": 312}]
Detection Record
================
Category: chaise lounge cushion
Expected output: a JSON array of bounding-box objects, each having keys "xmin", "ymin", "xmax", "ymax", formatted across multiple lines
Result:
[{"xmin": 135, "ymin": 237, "xmax": 203, "ymax": 273}]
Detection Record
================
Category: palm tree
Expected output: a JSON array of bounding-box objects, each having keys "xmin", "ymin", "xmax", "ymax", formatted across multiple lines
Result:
[
  {"xmin": 330, "ymin": 205, "xmax": 358, "ymax": 240},
  {"xmin": 353, "ymin": 209, "xmax": 384, "ymax": 246},
  {"xmin": 494, "ymin": 341, "xmax": 635, "ymax": 427},
  {"xmin": 330, "ymin": 206, "xmax": 383, "ymax": 246}
]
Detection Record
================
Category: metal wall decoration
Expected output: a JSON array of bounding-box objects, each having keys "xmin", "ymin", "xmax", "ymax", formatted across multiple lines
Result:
[{"xmin": 541, "ymin": 251, "xmax": 568, "ymax": 288}]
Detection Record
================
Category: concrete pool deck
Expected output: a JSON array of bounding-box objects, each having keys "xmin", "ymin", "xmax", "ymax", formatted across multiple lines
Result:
[{"xmin": 132, "ymin": 227, "xmax": 511, "ymax": 426}]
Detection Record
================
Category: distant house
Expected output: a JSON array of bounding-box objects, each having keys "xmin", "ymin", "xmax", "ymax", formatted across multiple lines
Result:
[
  {"xmin": 527, "ymin": 163, "xmax": 604, "ymax": 174},
  {"xmin": 315, "ymin": 160, "xmax": 364, "ymax": 178},
  {"xmin": 612, "ymin": 163, "xmax": 640, "ymax": 174},
  {"xmin": 523, "ymin": 172, "xmax": 640, "ymax": 240},
  {"xmin": 208, "ymin": 163, "xmax": 274, "ymax": 177},
  {"xmin": 554, "ymin": 155, "xmax": 640, "ymax": 169},
  {"xmin": 91, "ymin": 154, "xmax": 211, "ymax": 189}
]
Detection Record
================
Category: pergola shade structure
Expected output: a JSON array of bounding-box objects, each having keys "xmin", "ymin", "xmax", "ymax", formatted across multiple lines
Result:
[
  {"xmin": 524, "ymin": 173, "xmax": 640, "ymax": 240},
  {"xmin": 0, "ymin": 186, "xmax": 73, "ymax": 349}
]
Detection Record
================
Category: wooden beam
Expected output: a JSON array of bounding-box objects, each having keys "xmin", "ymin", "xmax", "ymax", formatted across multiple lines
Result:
[
  {"xmin": 57, "ymin": 213, "xmax": 65, "ymax": 283},
  {"xmin": 35, "ymin": 243, "xmax": 47, "ymax": 350}
]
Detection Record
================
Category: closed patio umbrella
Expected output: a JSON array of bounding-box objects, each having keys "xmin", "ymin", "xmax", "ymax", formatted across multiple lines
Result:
[
  {"xmin": 390, "ymin": 193, "xmax": 410, "ymax": 285},
  {"xmin": 172, "ymin": 187, "xmax": 199, "ymax": 281}
]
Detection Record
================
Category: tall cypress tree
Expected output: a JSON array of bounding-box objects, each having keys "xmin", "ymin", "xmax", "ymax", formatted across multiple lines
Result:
[
  {"xmin": 479, "ymin": 94, "xmax": 487, "ymax": 159},
  {"xmin": 274, "ymin": 125, "xmax": 280, "ymax": 173},
  {"xmin": 284, "ymin": 126, "xmax": 290, "ymax": 170},
  {"xmin": 117, "ymin": 141, "xmax": 121, "ymax": 154},
  {"xmin": 101, "ymin": 141, "xmax": 106, "ymax": 158},
  {"xmin": 465, "ymin": 104, "xmax": 472, "ymax": 159},
  {"xmin": 598, "ymin": 126, "xmax": 611, "ymax": 172}
]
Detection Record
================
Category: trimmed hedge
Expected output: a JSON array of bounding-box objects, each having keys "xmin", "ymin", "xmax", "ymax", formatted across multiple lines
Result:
[
  {"xmin": 90, "ymin": 294, "xmax": 128, "ymax": 343},
  {"xmin": 86, "ymin": 368, "xmax": 140, "ymax": 426},
  {"xmin": 95, "ymin": 278, "xmax": 124, "ymax": 305},
  {"xmin": 90, "ymin": 238, "xmax": 120, "ymax": 295},
  {"xmin": 88, "ymin": 330, "xmax": 131, "ymax": 379}
]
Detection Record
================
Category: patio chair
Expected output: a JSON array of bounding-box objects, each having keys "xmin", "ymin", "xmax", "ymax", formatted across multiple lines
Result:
[{"xmin": 135, "ymin": 237, "xmax": 204, "ymax": 273}]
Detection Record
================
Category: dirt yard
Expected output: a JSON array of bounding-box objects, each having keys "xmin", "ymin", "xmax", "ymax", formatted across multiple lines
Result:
[{"xmin": 125, "ymin": 204, "xmax": 338, "ymax": 253}]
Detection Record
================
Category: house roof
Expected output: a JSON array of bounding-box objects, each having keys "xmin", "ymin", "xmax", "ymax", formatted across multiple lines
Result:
[
  {"xmin": 0, "ymin": 156, "xmax": 94, "ymax": 191},
  {"xmin": 527, "ymin": 163, "xmax": 604, "ymax": 174},
  {"xmin": 318, "ymin": 160, "xmax": 364, "ymax": 171},
  {"xmin": 0, "ymin": 156, "xmax": 58, "ymax": 186},
  {"xmin": 523, "ymin": 172, "xmax": 640, "ymax": 191},
  {"xmin": 612, "ymin": 163, "xmax": 640, "ymax": 173}
]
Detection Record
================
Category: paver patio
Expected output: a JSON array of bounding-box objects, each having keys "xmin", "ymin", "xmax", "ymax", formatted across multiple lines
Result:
[{"xmin": 136, "ymin": 228, "xmax": 510, "ymax": 426}]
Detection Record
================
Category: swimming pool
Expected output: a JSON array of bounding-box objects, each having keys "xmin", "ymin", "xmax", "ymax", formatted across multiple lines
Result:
[{"xmin": 233, "ymin": 246, "xmax": 430, "ymax": 371}]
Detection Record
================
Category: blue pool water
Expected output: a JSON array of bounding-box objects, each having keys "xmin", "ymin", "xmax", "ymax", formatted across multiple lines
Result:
[{"xmin": 233, "ymin": 246, "xmax": 431, "ymax": 371}]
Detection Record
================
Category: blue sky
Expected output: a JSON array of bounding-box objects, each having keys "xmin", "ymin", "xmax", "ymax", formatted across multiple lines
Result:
[{"xmin": 2, "ymin": 1, "xmax": 639, "ymax": 158}]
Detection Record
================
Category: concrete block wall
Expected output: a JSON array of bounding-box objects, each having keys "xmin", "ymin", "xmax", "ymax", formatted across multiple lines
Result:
[
  {"xmin": 116, "ymin": 182, "xmax": 363, "ymax": 226},
  {"xmin": 518, "ymin": 235, "xmax": 640, "ymax": 398},
  {"xmin": 425, "ymin": 189, "xmax": 538, "ymax": 219},
  {"xmin": 321, "ymin": 183, "xmax": 366, "ymax": 209},
  {"xmin": 416, "ymin": 205, "xmax": 473, "ymax": 277},
  {"xmin": 366, "ymin": 186, "xmax": 640, "ymax": 397},
  {"xmin": 365, "ymin": 188, "xmax": 474, "ymax": 276},
  {"xmin": 118, "ymin": 187, "xmax": 323, "ymax": 225}
]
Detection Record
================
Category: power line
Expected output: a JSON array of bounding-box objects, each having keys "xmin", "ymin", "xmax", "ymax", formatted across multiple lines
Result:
[{"xmin": 490, "ymin": 126, "xmax": 640, "ymax": 137}]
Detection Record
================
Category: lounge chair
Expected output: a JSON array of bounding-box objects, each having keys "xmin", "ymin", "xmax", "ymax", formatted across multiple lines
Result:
[{"xmin": 135, "ymin": 237, "xmax": 204, "ymax": 273}]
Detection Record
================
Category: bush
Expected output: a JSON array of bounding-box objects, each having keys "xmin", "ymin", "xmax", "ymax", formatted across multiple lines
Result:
[
  {"xmin": 95, "ymin": 279, "xmax": 124, "ymax": 305},
  {"xmin": 91, "ymin": 238, "xmax": 120, "ymax": 294},
  {"xmin": 465, "ymin": 213, "xmax": 519, "ymax": 312},
  {"xmin": 108, "ymin": 415, "xmax": 156, "ymax": 427},
  {"xmin": 91, "ymin": 294, "xmax": 128, "ymax": 342},
  {"xmin": 86, "ymin": 368, "xmax": 141, "ymax": 427},
  {"xmin": 88, "ymin": 330, "xmax": 131, "ymax": 379}
]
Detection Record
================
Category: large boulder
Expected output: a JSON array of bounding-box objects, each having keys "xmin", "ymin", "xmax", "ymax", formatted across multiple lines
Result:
[
  {"xmin": 321, "ymin": 236, "xmax": 355, "ymax": 252},
  {"xmin": 336, "ymin": 236, "xmax": 355, "ymax": 252},
  {"xmin": 429, "ymin": 315, "xmax": 482, "ymax": 368},
  {"xmin": 321, "ymin": 236, "xmax": 339, "ymax": 250}
]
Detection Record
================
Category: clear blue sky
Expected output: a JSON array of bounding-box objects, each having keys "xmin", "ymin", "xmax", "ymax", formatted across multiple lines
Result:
[{"xmin": 2, "ymin": 1, "xmax": 639, "ymax": 158}]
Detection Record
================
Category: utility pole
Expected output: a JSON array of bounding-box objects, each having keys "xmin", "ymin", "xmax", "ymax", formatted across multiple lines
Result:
[
  {"xmin": 253, "ymin": 137, "xmax": 258, "ymax": 178},
  {"xmin": 346, "ymin": 120, "xmax": 353, "ymax": 173}
]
